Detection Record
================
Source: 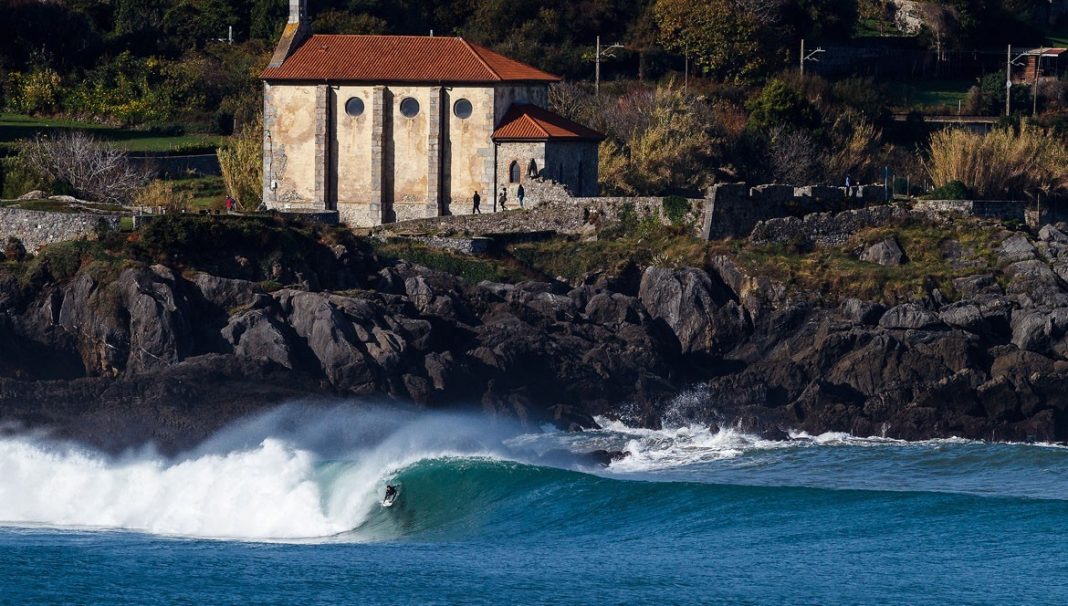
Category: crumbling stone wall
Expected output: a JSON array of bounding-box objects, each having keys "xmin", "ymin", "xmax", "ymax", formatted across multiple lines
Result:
[
  {"xmin": 702, "ymin": 183, "xmax": 885, "ymax": 240},
  {"xmin": 376, "ymin": 180, "xmax": 889, "ymax": 242},
  {"xmin": 912, "ymin": 199, "xmax": 1025, "ymax": 223},
  {"xmin": 0, "ymin": 207, "xmax": 120, "ymax": 253}
]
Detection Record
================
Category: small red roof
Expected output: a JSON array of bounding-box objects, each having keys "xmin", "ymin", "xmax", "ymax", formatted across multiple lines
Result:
[
  {"xmin": 261, "ymin": 35, "xmax": 561, "ymax": 83},
  {"xmin": 492, "ymin": 104, "xmax": 605, "ymax": 142}
]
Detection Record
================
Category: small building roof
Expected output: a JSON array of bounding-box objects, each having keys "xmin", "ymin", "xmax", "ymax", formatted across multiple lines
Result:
[
  {"xmin": 261, "ymin": 35, "xmax": 561, "ymax": 84},
  {"xmin": 1023, "ymin": 47, "xmax": 1067, "ymax": 58},
  {"xmin": 492, "ymin": 104, "xmax": 605, "ymax": 142}
]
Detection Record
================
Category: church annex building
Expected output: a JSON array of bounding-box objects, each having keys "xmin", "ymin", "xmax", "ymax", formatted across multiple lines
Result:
[{"xmin": 261, "ymin": 1, "xmax": 604, "ymax": 227}]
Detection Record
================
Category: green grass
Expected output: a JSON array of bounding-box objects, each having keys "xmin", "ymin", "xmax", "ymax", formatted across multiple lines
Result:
[
  {"xmin": 854, "ymin": 17, "xmax": 900, "ymax": 38},
  {"xmin": 373, "ymin": 240, "xmax": 526, "ymax": 284},
  {"xmin": 169, "ymin": 175, "xmax": 227, "ymax": 211},
  {"xmin": 0, "ymin": 113, "xmax": 223, "ymax": 153},
  {"xmin": 891, "ymin": 80, "xmax": 973, "ymax": 113}
]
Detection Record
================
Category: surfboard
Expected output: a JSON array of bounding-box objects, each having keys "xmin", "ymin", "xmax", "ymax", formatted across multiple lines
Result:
[{"xmin": 381, "ymin": 489, "xmax": 399, "ymax": 508}]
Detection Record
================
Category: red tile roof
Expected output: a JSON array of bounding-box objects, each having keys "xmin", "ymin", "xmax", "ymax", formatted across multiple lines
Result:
[
  {"xmin": 261, "ymin": 35, "xmax": 561, "ymax": 83},
  {"xmin": 492, "ymin": 104, "xmax": 605, "ymax": 142}
]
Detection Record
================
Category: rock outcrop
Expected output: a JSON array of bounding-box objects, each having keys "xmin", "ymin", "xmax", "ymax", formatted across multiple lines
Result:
[{"xmin": 2, "ymin": 215, "xmax": 1068, "ymax": 452}]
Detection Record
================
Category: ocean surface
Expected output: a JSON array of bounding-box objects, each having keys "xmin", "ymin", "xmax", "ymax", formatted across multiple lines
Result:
[{"xmin": 1, "ymin": 401, "xmax": 1066, "ymax": 605}]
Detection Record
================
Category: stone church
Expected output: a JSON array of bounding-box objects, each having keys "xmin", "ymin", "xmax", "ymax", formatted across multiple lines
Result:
[{"xmin": 260, "ymin": 0, "xmax": 604, "ymax": 227}]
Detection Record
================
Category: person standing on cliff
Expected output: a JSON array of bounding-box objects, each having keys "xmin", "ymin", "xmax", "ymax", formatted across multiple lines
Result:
[
  {"xmin": 498, "ymin": 188, "xmax": 508, "ymax": 211},
  {"xmin": 225, "ymin": 195, "xmax": 235, "ymax": 213},
  {"xmin": 517, "ymin": 184, "xmax": 526, "ymax": 209},
  {"xmin": 472, "ymin": 191, "xmax": 481, "ymax": 214}
]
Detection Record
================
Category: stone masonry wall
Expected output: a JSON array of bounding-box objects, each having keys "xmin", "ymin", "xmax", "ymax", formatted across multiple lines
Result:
[
  {"xmin": 0, "ymin": 207, "xmax": 121, "ymax": 253},
  {"xmin": 375, "ymin": 181, "xmax": 890, "ymax": 242},
  {"xmin": 912, "ymin": 199, "xmax": 1025, "ymax": 222}
]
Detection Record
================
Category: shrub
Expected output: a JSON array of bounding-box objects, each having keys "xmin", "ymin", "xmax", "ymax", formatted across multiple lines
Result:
[
  {"xmin": 217, "ymin": 118, "xmax": 262, "ymax": 210},
  {"xmin": 134, "ymin": 180, "xmax": 192, "ymax": 212},
  {"xmin": 925, "ymin": 180, "xmax": 971, "ymax": 200},
  {"xmin": 20, "ymin": 132, "xmax": 151, "ymax": 203},
  {"xmin": 1, "ymin": 154, "xmax": 53, "ymax": 199},
  {"xmin": 6, "ymin": 69, "xmax": 62, "ymax": 115},
  {"xmin": 662, "ymin": 195, "xmax": 692, "ymax": 225},
  {"xmin": 925, "ymin": 126, "xmax": 1068, "ymax": 199},
  {"xmin": 3, "ymin": 237, "xmax": 27, "ymax": 262}
]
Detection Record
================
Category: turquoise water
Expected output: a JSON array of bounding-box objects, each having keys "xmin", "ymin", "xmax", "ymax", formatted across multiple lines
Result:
[{"xmin": 1, "ymin": 405, "xmax": 1066, "ymax": 604}]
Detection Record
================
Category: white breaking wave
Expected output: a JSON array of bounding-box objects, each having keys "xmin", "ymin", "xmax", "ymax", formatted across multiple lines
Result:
[
  {"xmin": 0, "ymin": 438, "xmax": 349, "ymax": 539},
  {"xmin": 0, "ymin": 405, "xmax": 517, "ymax": 541}
]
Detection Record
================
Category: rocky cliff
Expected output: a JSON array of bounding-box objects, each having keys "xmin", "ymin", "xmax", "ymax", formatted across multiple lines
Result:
[{"xmin": 1, "ymin": 212, "xmax": 1067, "ymax": 451}]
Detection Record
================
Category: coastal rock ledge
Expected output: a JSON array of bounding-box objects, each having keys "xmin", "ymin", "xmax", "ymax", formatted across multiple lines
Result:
[{"xmin": 2, "ymin": 217, "xmax": 1068, "ymax": 452}]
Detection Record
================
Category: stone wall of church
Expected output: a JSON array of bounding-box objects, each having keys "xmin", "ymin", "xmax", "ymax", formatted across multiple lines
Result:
[
  {"xmin": 492, "ymin": 85, "xmax": 549, "ymax": 125},
  {"xmin": 331, "ymin": 84, "xmax": 377, "ymax": 227},
  {"xmin": 495, "ymin": 142, "xmax": 546, "ymax": 210},
  {"xmin": 263, "ymin": 83, "xmax": 319, "ymax": 211},
  {"xmin": 545, "ymin": 141, "xmax": 599, "ymax": 197},
  {"xmin": 444, "ymin": 86, "xmax": 496, "ymax": 217},
  {"xmin": 386, "ymin": 84, "xmax": 433, "ymax": 222}
]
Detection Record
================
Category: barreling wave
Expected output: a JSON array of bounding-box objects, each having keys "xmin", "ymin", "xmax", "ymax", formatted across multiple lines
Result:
[{"xmin": 2, "ymin": 402, "xmax": 1067, "ymax": 543}]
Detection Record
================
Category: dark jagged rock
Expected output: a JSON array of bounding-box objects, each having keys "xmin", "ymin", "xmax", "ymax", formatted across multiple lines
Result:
[{"xmin": 4, "ymin": 219, "xmax": 1068, "ymax": 450}]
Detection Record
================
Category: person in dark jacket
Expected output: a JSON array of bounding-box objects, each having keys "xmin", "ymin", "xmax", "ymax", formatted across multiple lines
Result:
[
  {"xmin": 472, "ymin": 191, "xmax": 481, "ymax": 214},
  {"xmin": 517, "ymin": 184, "xmax": 525, "ymax": 209}
]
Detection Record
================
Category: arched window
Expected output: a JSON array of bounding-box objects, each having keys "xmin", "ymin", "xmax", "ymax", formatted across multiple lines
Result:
[
  {"xmin": 527, "ymin": 159, "xmax": 538, "ymax": 178},
  {"xmin": 509, "ymin": 161, "xmax": 520, "ymax": 183}
]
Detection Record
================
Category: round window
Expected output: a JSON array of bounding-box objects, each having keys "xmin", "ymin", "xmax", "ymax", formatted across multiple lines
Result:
[
  {"xmin": 344, "ymin": 97, "xmax": 364, "ymax": 117},
  {"xmin": 399, "ymin": 97, "xmax": 420, "ymax": 118},
  {"xmin": 453, "ymin": 98, "xmax": 473, "ymax": 120}
]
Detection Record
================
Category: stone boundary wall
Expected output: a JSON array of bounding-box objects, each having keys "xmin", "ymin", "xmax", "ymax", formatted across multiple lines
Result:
[
  {"xmin": 0, "ymin": 207, "xmax": 120, "ymax": 253},
  {"xmin": 375, "ymin": 180, "xmax": 888, "ymax": 243},
  {"xmin": 912, "ymin": 199, "xmax": 1025, "ymax": 223},
  {"xmin": 702, "ymin": 183, "xmax": 885, "ymax": 240}
]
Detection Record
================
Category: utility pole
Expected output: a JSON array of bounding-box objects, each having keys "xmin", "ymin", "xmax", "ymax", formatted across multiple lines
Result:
[
  {"xmin": 1033, "ymin": 49, "xmax": 1044, "ymax": 117},
  {"xmin": 594, "ymin": 36, "xmax": 623, "ymax": 96},
  {"xmin": 800, "ymin": 39, "xmax": 825, "ymax": 76},
  {"xmin": 684, "ymin": 51, "xmax": 689, "ymax": 92},
  {"xmin": 1006, "ymin": 44, "xmax": 1012, "ymax": 117}
]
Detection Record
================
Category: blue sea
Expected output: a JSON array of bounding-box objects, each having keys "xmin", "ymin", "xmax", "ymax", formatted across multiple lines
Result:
[{"xmin": 1, "ymin": 402, "xmax": 1066, "ymax": 605}]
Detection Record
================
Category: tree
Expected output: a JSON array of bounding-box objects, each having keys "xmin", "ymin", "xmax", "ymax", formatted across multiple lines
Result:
[
  {"xmin": 20, "ymin": 132, "xmax": 151, "ymax": 204},
  {"xmin": 746, "ymin": 79, "xmax": 820, "ymax": 131},
  {"xmin": 652, "ymin": 0, "xmax": 773, "ymax": 81}
]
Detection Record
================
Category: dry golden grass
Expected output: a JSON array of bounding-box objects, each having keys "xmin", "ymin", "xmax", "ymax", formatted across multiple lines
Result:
[
  {"xmin": 925, "ymin": 126, "xmax": 1068, "ymax": 199},
  {"xmin": 711, "ymin": 219, "xmax": 1006, "ymax": 305},
  {"xmin": 217, "ymin": 118, "xmax": 262, "ymax": 210}
]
